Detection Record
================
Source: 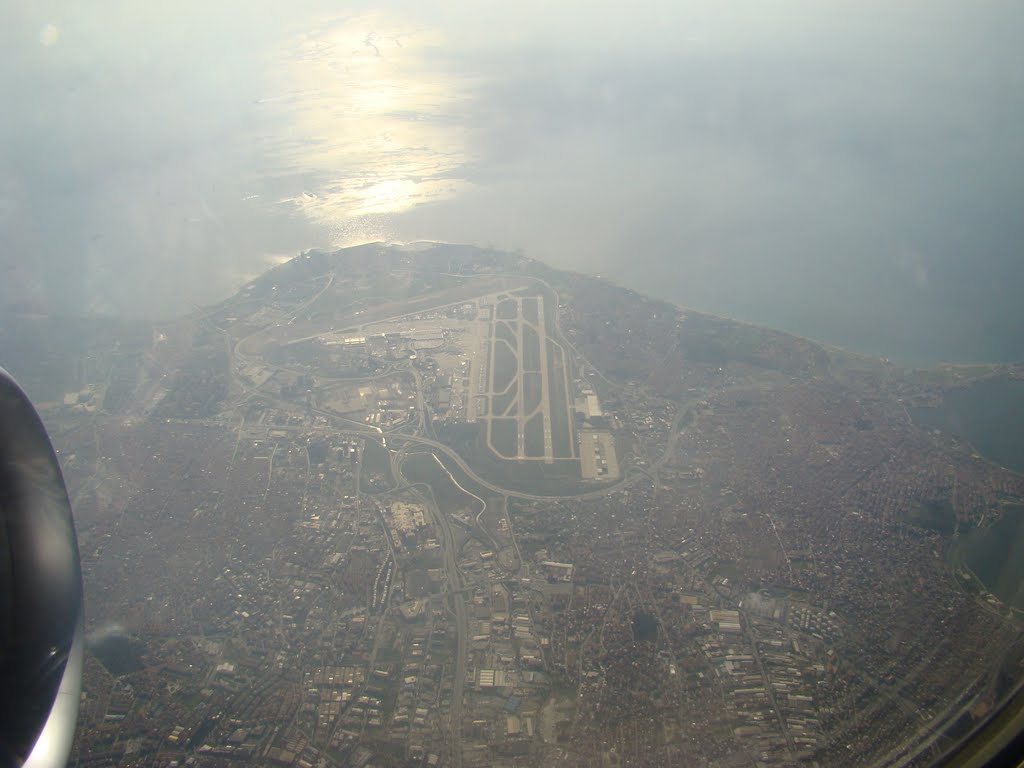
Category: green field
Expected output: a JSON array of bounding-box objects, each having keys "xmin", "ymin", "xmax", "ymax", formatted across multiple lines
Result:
[
  {"xmin": 524, "ymin": 412, "xmax": 545, "ymax": 457},
  {"xmin": 522, "ymin": 297, "xmax": 539, "ymax": 326},
  {"xmin": 490, "ymin": 418, "xmax": 518, "ymax": 457},
  {"xmin": 496, "ymin": 298, "xmax": 518, "ymax": 320},
  {"xmin": 478, "ymin": 283, "xmax": 577, "ymax": 465},
  {"xmin": 492, "ymin": 341, "xmax": 518, "ymax": 393},
  {"xmin": 495, "ymin": 320, "xmax": 517, "ymax": 349},
  {"xmin": 547, "ymin": 340, "xmax": 574, "ymax": 458},
  {"xmin": 522, "ymin": 325, "xmax": 541, "ymax": 372},
  {"xmin": 361, "ymin": 439, "xmax": 395, "ymax": 488},
  {"xmin": 434, "ymin": 424, "xmax": 585, "ymax": 494},
  {"xmin": 491, "ymin": 382, "xmax": 518, "ymax": 417},
  {"xmin": 522, "ymin": 372, "xmax": 542, "ymax": 415},
  {"xmin": 399, "ymin": 451, "xmax": 483, "ymax": 517}
]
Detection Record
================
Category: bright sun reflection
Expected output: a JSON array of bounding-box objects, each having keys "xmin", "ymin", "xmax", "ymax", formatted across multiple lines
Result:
[{"xmin": 264, "ymin": 13, "xmax": 474, "ymax": 237}]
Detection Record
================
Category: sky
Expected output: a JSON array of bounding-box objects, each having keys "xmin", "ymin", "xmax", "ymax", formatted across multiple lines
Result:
[{"xmin": 2, "ymin": 0, "xmax": 1023, "ymax": 364}]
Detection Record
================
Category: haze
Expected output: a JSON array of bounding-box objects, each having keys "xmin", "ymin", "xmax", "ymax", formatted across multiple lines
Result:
[{"xmin": 3, "ymin": 0, "xmax": 1023, "ymax": 364}]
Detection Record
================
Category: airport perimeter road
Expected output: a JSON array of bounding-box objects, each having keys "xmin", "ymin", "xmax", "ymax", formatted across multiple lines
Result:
[
  {"xmin": 383, "ymin": 406, "xmax": 692, "ymax": 503},
  {"xmin": 239, "ymin": 391, "xmax": 694, "ymax": 504}
]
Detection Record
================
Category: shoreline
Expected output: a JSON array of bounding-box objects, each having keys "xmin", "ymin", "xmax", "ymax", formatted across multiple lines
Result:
[{"xmin": 9, "ymin": 239, "xmax": 1024, "ymax": 374}]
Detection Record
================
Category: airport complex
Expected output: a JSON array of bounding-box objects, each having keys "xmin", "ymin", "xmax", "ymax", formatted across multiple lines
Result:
[{"xmin": 20, "ymin": 243, "xmax": 1023, "ymax": 768}]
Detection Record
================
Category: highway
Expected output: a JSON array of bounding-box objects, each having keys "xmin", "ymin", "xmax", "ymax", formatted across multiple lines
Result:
[{"xmin": 393, "ymin": 453, "xmax": 468, "ymax": 768}]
